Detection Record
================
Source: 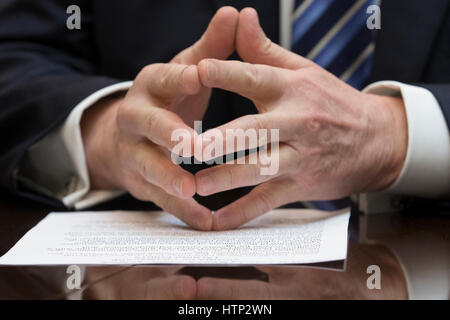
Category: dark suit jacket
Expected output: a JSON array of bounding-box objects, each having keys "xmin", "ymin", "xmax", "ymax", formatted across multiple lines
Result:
[{"xmin": 0, "ymin": 0, "xmax": 449, "ymax": 208}]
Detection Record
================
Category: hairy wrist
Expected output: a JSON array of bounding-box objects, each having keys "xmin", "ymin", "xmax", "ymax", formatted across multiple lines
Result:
[
  {"xmin": 81, "ymin": 94, "xmax": 125, "ymax": 190},
  {"xmin": 362, "ymin": 94, "xmax": 408, "ymax": 192}
]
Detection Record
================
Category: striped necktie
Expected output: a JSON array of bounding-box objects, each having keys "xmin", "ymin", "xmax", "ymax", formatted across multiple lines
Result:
[
  {"xmin": 291, "ymin": 0, "xmax": 376, "ymax": 210},
  {"xmin": 291, "ymin": 0, "xmax": 376, "ymax": 89}
]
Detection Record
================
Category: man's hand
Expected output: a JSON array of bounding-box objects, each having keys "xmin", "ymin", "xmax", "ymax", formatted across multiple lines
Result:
[
  {"xmin": 196, "ymin": 243, "xmax": 409, "ymax": 299},
  {"xmin": 195, "ymin": 8, "xmax": 408, "ymax": 230},
  {"xmin": 81, "ymin": 7, "xmax": 239, "ymax": 230}
]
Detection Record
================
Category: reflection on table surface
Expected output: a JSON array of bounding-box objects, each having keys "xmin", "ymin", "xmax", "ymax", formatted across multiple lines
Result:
[{"xmin": 0, "ymin": 195, "xmax": 448, "ymax": 300}]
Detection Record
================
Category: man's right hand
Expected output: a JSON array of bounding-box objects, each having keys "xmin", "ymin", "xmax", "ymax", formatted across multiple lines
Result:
[{"xmin": 81, "ymin": 7, "xmax": 239, "ymax": 230}]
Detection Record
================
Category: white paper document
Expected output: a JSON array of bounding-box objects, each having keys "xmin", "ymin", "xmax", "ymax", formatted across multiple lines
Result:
[{"xmin": 0, "ymin": 209, "xmax": 350, "ymax": 266}]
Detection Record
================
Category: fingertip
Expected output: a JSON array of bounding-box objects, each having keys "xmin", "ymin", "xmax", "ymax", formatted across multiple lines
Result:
[
  {"xmin": 237, "ymin": 8, "xmax": 266, "ymax": 61},
  {"xmin": 197, "ymin": 59, "xmax": 208, "ymax": 81},
  {"xmin": 240, "ymin": 7, "xmax": 258, "ymax": 19},
  {"xmin": 182, "ymin": 65, "xmax": 201, "ymax": 95},
  {"xmin": 214, "ymin": 6, "xmax": 239, "ymax": 34},
  {"xmin": 238, "ymin": 8, "xmax": 305, "ymax": 69},
  {"xmin": 216, "ymin": 6, "xmax": 240, "ymax": 19},
  {"xmin": 239, "ymin": 7, "xmax": 260, "ymax": 32},
  {"xmin": 199, "ymin": 6, "xmax": 238, "ymax": 60}
]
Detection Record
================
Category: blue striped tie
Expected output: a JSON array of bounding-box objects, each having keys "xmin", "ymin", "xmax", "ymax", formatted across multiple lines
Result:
[
  {"xmin": 291, "ymin": 0, "xmax": 376, "ymax": 89},
  {"xmin": 291, "ymin": 0, "xmax": 376, "ymax": 210}
]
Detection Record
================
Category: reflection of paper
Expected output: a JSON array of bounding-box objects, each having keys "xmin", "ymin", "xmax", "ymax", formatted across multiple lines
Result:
[{"xmin": 0, "ymin": 209, "xmax": 349, "ymax": 266}]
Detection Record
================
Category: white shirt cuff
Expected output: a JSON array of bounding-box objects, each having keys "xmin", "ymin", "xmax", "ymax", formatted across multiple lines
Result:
[
  {"xmin": 57, "ymin": 81, "xmax": 132, "ymax": 209},
  {"xmin": 363, "ymin": 81, "xmax": 450, "ymax": 197}
]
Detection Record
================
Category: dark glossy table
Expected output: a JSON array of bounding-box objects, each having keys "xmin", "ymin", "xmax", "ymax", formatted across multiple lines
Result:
[{"xmin": 0, "ymin": 194, "xmax": 447, "ymax": 300}]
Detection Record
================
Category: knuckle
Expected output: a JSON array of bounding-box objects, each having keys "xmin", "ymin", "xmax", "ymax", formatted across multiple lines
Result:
[
  {"xmin": 293, "ymin": 108, "xmax": 325, "ymax": 134},
  {"xmin": 302, "ymin": 110, "xmax": 328, "ymax": 134},
  {"xmin": 305, "ymin": 115, "xmax": 323, "ymax": 133}
]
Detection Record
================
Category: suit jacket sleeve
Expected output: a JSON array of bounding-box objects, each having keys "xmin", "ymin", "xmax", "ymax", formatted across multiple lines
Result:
[{"xmin": 0, "ymin": 0, "xmax": 121, "ymax": 205}]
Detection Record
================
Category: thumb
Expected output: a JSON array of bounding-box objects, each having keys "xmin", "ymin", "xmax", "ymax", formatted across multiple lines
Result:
[
  {"xmin": 237, "ymin": 7, "xmax": 311, "ymax": 70},
  {"xmin": 172, "ymin": 6, "xmax": 239, "ymax": 64}
]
